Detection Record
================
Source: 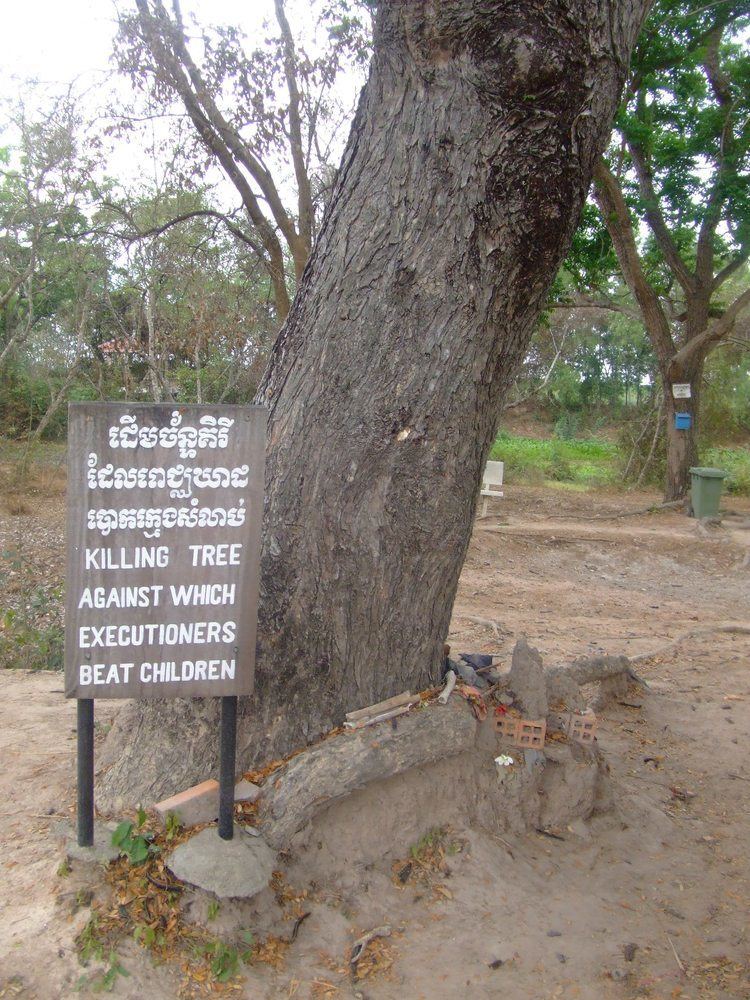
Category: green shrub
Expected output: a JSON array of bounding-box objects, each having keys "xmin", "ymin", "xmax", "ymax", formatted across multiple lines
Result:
[
  {"xmin": 490, "ymin": 431, "xmax": 618, "ymax": 488},
  {"xmin": 703, "ymin": 446, "xmax": 750, "ymax": 495}
]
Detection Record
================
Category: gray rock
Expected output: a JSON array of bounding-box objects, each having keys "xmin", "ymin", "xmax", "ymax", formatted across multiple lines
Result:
[
  {"xmin": 449, "ymin": 657, "xmax": 489, "ymax": 689},
  {"xmin": 56, "ymin": 821, "xmax": 121, "ymax": 865},
  {"xmin": 508, "ymin": 638, "xmax": 548, "ymax": 719},
  {"xmin": 234, "ymin": 779, "xmax": 262, "ymax": 803},
  {"xmin": 523, "ymin": 749, "xmax": 545, "ymax": 773},
  {"xmin": 167, "ymin": 826, "xmax": 275, "ymax": 899}
]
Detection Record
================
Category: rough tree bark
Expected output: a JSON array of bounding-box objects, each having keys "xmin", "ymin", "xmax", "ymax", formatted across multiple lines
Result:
[{"xmin": 99, "ymin": 0, "xmax": 650, "ymax": 809}]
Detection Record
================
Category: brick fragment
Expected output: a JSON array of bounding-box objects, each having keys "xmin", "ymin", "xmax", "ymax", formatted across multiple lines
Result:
[
  {"xmin": 566, "ymin": 711, "xmax": 598, "ymax": 744},
  {"xmin": 154, "ymin": 779, "xmax": 219, "ymax": 828},
  {"xmin": 494, "ymin": 715, "xmax": 547, "ymax": 749}
]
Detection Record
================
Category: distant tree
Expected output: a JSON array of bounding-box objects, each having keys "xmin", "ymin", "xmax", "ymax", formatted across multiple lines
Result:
[
  {"xmin": 575, "ymin": 0, "xmax": 750, "ymax": 500},
  {"xmin": 115, "ymin": 0, "xmax": 371, "ymax": 319},
  {"xmin": 0, "ymin": 95, "xmax": 109, "ymax": 435}
]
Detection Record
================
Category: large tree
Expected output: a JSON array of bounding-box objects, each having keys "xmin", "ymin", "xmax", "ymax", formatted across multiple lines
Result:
[
  {"xmin": 588, "ymin": 0, "xmax": 750, "ymax": 499},
  {"xmin": 99, "ymin": 0, "xmax": 650, "ymax": 807},
  {"xmin": 116, "ymin": 0, "xmax": 371, "ymax": 320}
]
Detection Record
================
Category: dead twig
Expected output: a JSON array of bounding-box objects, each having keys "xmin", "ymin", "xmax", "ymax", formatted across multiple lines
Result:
[
  {"xmin": 630, "ymin": 623, "xmax": 750, "ymax": 664},
  {"xmin": 290, "ymin": 911, "xmax": 311, "ymax": 942},
  {"xmin": 666, "ymin": 934, "xmax": 687, "ymax": 977},
  {"xmin": 535, "ymin": 828, "xmax": 565, "ymax": 842},
  {"xmin": 350, "ymin": 924, "xmax": 391, "ymax": 967},
  {"xmin": 145, "ymin": 872, "xmax": 184, "ymax": 893}
]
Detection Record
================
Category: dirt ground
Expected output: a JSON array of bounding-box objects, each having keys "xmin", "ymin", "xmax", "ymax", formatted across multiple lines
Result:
[{"xmin": 1, "ymin": 482, "xmax": 749, "ymax": 999}]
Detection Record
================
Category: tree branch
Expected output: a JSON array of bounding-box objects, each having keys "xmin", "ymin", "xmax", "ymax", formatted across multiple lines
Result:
[
  {"xmin": 695, "ymin": 19, "xmax": 736, "ymax": 287},
  {"xmin": 105, "ymin": 202, "xmax": 266, "ymax": 258},
  {"xmin": 551, "ymin": 296, "xmax": 641, "ymax": 321},
  {"xmin": 673, "ymin": 286, "xmax": 750, "ymax": 371},
  {"xmin": 166, "ymin": 0, "xmax": 304, "ymax": 263},
  {"xmin": 713, "ymin": 251, "xmax": 749, "ymax": 292},
  {"xmin": 133, "ymin": 0, "xmax": 291, "ymax": 318},
  {"xmin": 274, "ymin": 0, "xmax": 314, "ymax": 270},
  {"xmin": 627, "ymin": 138, "xmax": 697, "ymax": 296},
  {"xmin": 593, "ymin": 157, "xmax": 675, "ymax": 368}
]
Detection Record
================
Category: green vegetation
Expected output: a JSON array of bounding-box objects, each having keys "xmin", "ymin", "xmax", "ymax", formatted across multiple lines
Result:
[
  {"xmin": 704, "ymin": 446, "xmax": 750, "ymax": 496},
  {"xmin": 111, "ymin": 808, "xmax": 160, "ymax": 866},
  {"xmin": 490, "ymin": 432, "xmax": 619, "ymax": 489},
  {"xmin": 76, "ymin": 914, "xmax": 129, "ymax": 995},
  {"xmin": 491, "ymin": 431, "xmax": 750, "ymax": 496}
]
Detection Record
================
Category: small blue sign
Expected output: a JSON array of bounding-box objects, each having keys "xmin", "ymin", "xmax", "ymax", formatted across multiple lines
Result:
[{"xmin": 675, "ymin": 412, "xmax": 692, "ymax": 430}]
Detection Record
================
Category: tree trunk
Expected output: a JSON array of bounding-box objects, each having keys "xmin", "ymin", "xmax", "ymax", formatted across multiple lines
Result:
[
  {"xmin": 663, "ymin": 369, "xmax": 701, "ymax": 501},
  {"xmin": 98, "ymin": 0, "xmax": 649, "ymax": 809}
]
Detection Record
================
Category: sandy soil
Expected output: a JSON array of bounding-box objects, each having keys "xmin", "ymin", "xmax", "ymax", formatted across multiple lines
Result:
[{"xmin": 1, "ymin": 484, "xmax": 749, "ymax": 999}]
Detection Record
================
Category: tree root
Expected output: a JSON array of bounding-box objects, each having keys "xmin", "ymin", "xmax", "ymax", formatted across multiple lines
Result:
[
  {"xmin": 256, "ymin": 640, "xmax": 650, "ymax": 850},
  {"xmin": 629, "ymin": 623, "xmax": 750, "ymax": 664},
  {"xmin": 257, "ymin": 700, "xmax": 477, "ymax": 850}
]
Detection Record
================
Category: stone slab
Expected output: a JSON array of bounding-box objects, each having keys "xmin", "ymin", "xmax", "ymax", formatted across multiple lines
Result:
[
  {"xmin": 57, "ymin": 821, "xmax": 121, "ymax": 864},
  {"xmin": 234, "ymin": 779, "xmax": 262, "ymax": 803},
  {"xmin": 166, "ymin": 826, "xmax": 276, "ymax": 899}
]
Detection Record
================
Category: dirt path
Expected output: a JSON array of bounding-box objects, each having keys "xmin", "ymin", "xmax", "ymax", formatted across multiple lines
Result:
[{"xmin": 1, "ymin": 485, "xmax": 749, "ymax": 998}]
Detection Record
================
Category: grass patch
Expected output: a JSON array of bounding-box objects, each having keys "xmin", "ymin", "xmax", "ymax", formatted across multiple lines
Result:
[
  {"xmin": 703, "ymin": 445, "xmax": 750, "ymax": 495},
  {"xmin": 490, "ymin": 432, "xmax": 618, "ymax": 488}
]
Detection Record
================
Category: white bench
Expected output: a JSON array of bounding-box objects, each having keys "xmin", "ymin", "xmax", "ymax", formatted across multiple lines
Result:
[{"xmin": 479, "ymin": 460, "xmax": 504, "ymax": 517}]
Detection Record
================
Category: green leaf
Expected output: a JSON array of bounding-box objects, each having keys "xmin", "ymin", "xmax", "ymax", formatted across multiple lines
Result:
[{"xmin": 111, "ymin": 821, "xmax": 133, "ymax": 848}]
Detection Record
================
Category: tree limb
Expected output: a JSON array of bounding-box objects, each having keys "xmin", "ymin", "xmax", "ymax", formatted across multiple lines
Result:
[
  {"xmin": 627, "ymin": 138, "xmax": 697, "ymax": 297},
  {"xmin": 551, "ymin": 296, "xmax": 641, "ymax": 321},
  {"xmin": 672, "ymin": 286, "xmax": 750, "ymax": 371},
  {"xmin": 593, "ymin": 157, "xmax": 675, "ymax": 368},
  {"xmin": 274, "ymin": 0, "xmax": 314, "ymax": 268},
  {"xmin": 695, "ymin": 19, "xmax": 736, "ymax": 286},
  {"xmin": 713, "ymin": 251, "xmax": 749, "ymax": 293},
  {"xmin": 132, "ymin": 0, "xmax": 292, "ymax": 317},
  {"xmin": 166, "ymin": 0, "xmax": 305, "ymax": 268}
]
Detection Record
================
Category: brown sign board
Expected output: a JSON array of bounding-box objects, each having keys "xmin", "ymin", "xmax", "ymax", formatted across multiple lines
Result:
[{"xmin": 64, "ymin": 403, "xmax": 265, "ymax": 700}]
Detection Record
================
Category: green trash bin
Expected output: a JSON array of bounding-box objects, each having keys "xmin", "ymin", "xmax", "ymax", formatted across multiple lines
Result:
[{"xmin": 689, "ymin": 467, "xmax": 727, "ymax": 519}]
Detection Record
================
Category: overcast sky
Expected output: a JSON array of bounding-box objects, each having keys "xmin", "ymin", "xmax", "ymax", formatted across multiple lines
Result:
[
  {"xmin": 1, "ymin": 0, "xmax": 363, "ymax": 207},
  {"xmin": 1, "ymin": 1, "xmax": 288, "ymax": 89}
]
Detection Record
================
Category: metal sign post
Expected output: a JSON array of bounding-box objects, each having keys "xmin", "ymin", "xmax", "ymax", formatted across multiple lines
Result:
[
  {"xmin": 218, "ymin": 695, "xmax": 238, "ymax": 839},
  {"xmin": 65, "ymin": 403, "xmax": 265, "ymax": 845},
  {"xmin": 77, "ymin": 698, "xmax": 94, "ymax": 847}
]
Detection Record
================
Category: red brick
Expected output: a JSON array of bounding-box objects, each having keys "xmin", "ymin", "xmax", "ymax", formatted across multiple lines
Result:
[
  {"xmin": 566, "ymin": 711, "xmax": 598, "ymax": 744},
  {"xmin": 494, "ymin": 715, "xmax": 547, "ymax": 749},
  {"xmin": 154, "ymin": 779, "xmax": 219, "ymax": 828}
]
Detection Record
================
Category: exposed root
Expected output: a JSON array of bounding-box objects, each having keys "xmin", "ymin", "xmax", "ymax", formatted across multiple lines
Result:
[{"xmin": 630, "ymin": 623, "xmax": 750, "ymax": 664}]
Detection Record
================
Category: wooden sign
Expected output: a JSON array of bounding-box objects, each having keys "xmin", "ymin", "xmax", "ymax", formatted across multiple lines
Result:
[
  {"xmin": 64, "ymin": 403, "xmax": 265, "ymax": 700},
  {"xmin": 671, "ymin": 383, "xmax": 692, "ymax": 399}
]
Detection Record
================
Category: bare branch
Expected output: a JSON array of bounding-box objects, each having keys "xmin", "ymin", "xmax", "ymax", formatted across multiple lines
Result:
[
  {"xmin": 551, "ymin": 296, "xmax": 641, "ymax": 321},
  {"xmin": 673, "ymin": 286, "xmax": 750, "ymax": 371},
  {"xmin": 593, "ymin": 157, "xmax": 675, "ymax": 368},
  {"xmin": 274, "ymin": 0, "xmax": 314, "ymax": 267},
  {"xmin": 132, "ymin": 0, "xmax": 292, "ymax": 317},
  {"xmin": 627, "ymin": 138, "xmax": 697, "ymax": 296}
]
